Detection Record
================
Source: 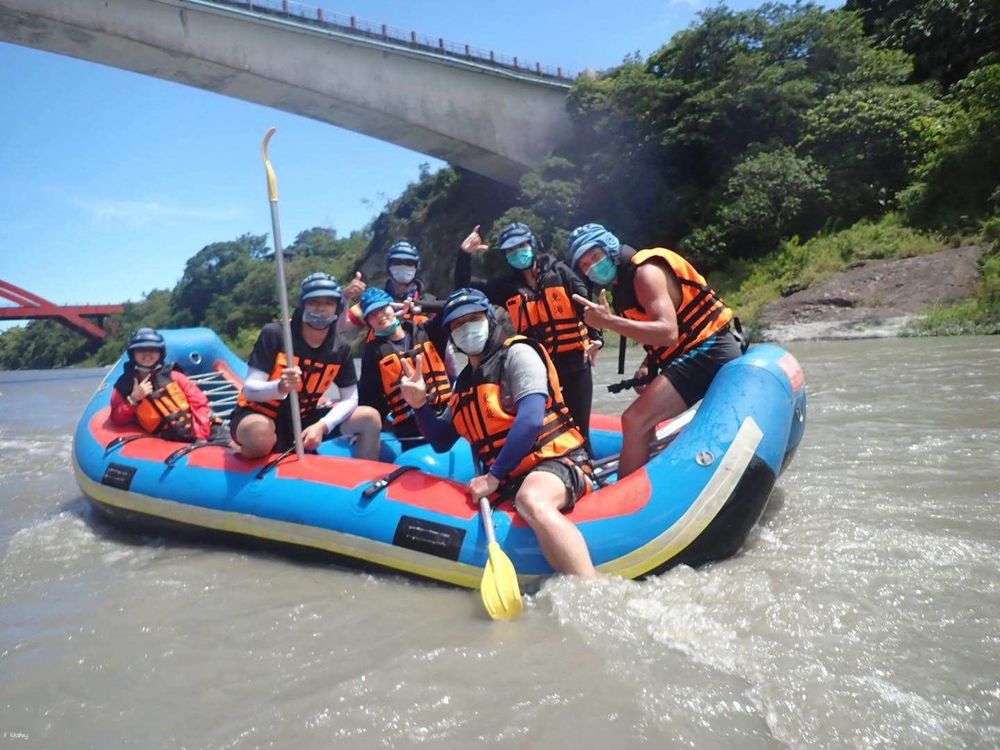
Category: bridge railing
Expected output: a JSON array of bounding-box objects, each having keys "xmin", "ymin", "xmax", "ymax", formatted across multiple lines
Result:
[{"xmin": 201, "ymin": 0, "xmax": 574, "ymax": 81}]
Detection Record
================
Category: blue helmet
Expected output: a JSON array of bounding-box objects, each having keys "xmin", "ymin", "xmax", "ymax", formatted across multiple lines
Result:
[
  {"xmin": 441, "ymin": 288, "xmax": 495, "ymax": 327},
  {"xmin": 386, "ymin": 240, "xmax": 420, "ymax": 272},
  {"xmin": 127, "ymin": 327, "xmax": 165, "ymax": 354},
  {"xmin": 359, "ymin": 287, "xmax": 395, "ymax": 320},
  {"xmin": 300, "ymin": 272, "xmax": 342, "ymax": 302},
  {"xmin": 568, "ymin": 223, "xmax": 621, "ymax": 270},
  {"xmin": 497, "ymin": 222, "xmax": 536, "ymax": 251}
]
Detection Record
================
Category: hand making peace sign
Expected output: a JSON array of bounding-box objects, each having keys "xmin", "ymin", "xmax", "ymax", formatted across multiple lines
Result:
[{"xmin": 399, "ymin": 354, "xmax": 428, "ymax": 408}]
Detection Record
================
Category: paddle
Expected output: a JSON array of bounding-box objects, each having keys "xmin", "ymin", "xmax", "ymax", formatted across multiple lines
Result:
[
  {"xmin": 261, "ymin": 127, "xmax": 305, "ymax": 460},
  {"xmin": 478, "ymin": 497, "xmax": 524, "ymax": 620}
]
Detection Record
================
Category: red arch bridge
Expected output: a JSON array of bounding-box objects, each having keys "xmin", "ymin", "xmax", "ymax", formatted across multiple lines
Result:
[{"xmin": 0, "ymin": 280, "xmax": 123, "ymax": 341}]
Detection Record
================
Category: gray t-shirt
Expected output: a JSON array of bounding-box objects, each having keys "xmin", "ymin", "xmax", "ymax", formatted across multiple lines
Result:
[{"xmin": 499, "ymin": 342, "xmax": 549, "ymax": 411}]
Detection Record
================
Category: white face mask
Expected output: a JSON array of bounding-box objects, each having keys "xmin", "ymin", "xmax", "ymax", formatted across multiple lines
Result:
[
  {"xmin": 451, "ymin": 318, "xmax": 490, "ymax": 356},
  {"xmin": 389, "ymin": 265, "xmax": 416, "ymax": 284}
]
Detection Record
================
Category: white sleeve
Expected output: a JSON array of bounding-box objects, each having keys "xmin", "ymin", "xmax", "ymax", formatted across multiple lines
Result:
[
  {"xmin": 241, "ymin": 366, "xmax": 285, "ymax": 402},
  {"xmin": 318, "ymin": 383, "xmax": 359, "ymax": 434}
]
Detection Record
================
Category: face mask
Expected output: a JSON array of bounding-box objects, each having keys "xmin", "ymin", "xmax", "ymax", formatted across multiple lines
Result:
[
  {"xmin": 389, "ymin": 265, "xmax": 416, "ymax": 284},
  {"xmin": 303, "ymin": 310, "xmax": 337, "ymax": 329},
  {"xmin": 134, "ymin": 361, "xmax": 162, "ymax": 376},
  {"xmin": 451, "ymin": 318, "xmax": 490, "ymax": 356},
  {"xmin": 586, "ymin": 256, "xmax": 618, "ymax": 286},
  {"xmin": 506, "ymin": 247, "xmax": 534, "ymax": 270},
  {"xmin": 374, "ymin": 317, "xmax": 401, "ymax": 338}
]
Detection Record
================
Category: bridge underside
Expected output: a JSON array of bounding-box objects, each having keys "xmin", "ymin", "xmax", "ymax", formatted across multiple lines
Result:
[{"xmin": 0, "ymin": 0, "xmax": 573, "ymax": 185}]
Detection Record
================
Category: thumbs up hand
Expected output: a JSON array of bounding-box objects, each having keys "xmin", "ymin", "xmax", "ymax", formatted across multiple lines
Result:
[
  {"xmin": 344, "ymin": 271, "xmax": 366, "ymax": 300},
  {"xmin": 399, "ymin": 354, "xmax": 428, "ymax": 408}
]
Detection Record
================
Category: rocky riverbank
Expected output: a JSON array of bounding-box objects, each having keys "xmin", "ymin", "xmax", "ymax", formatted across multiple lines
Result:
[{"xmin": 755, "ymin": 245, "xmax": 984, "ymax": 341}]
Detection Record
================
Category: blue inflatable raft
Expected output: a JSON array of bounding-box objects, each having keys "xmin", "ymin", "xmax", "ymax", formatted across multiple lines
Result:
[{"xmin": 72, "ymin": 328, "xmax": 806, "ymax": 587}]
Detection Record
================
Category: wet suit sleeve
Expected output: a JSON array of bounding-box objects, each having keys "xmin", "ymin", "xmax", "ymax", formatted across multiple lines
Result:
[
  {"xmin": 560, "ymin": 260, "xmax": 603, "ymax": 346},
  {"xmin": 454, "ymin": 250, "xmax": 504, "ymax": 303},
  {"xmin": 414, "ymin": 403, "xmax": 459, "ymax": 452},
  {"xmin": 487, "ymin": 392, "xmax": 546, "ymax": 481}
]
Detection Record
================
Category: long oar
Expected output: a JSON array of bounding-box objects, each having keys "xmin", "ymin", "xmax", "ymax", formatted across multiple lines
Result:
[
  {"xmin": 478, "ymin": 497, "xmax": 523, "ymax": 620},
  {"xmin": 261, "ymin": 127, "xmax": 304, "ymax": 460}
]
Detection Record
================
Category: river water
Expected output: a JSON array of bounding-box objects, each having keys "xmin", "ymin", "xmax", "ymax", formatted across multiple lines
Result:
[{"xmin": 1, "ymin": 337, "xmax": 998, "ymax": 749}]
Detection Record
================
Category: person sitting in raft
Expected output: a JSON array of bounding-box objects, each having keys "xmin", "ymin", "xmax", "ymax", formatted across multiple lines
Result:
[
  {"xmin": 342, "ymin": 240, "xmax": 445, "ymax": 337},
  {"xmin": 110, "ymin": 328, "xmax": 223, "ymax": 443},
  {"xmin": 567, "ymin": 223, "xmax": 743, "ymax": 478},
  {"xmin": 456, "ymin": 222, "xmax": 602, "ymax": 450},
  {"xmin": 357, "ymin": 287, "xmax": 457, "ymax": 443},
  {"xmin": 398, "ymin": 288, "xmax": 597, "ymax": 579},
  {"xmin": 229, "ymin": 272, "xmax": 381, "ymax": 460}
]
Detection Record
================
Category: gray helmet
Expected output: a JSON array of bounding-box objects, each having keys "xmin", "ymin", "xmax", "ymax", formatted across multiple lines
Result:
[{"xmin": 300, "ymin": 272, "xmax": 343, "ymax": 302}]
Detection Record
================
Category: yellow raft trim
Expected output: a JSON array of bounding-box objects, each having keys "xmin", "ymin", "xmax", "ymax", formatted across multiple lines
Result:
[
  {"xmin": 598, "ymin": 416, "xmax": 764, "ymax": 579},
  {"xmin": 73, "ymin": 455, "xmax": 486, "ymax": 590}
]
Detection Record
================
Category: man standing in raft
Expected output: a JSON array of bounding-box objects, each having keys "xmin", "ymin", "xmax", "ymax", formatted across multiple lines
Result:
[
  {"xmin": 568, "ymin": 224, "xmax": 743, "ymax": 478},
  {"xmin": 229, "ymin": 272, "xmax": 381, "ymax": 460},
  {"xmin": 399, "ymin": 288, "xmax": 597, "ymax": 579},
  {"xmin": 110, "ymin": 328, "xmax": 222, "ymax": 443},
  {"xmin": 456, "ymin": 222, "xmax": 601, "ymax": 450}
]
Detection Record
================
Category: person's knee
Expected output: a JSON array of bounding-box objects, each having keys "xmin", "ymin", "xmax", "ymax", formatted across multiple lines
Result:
[
  {"xmin": 235, "ymin": 417, "xmax": 276, "ymax": 459},
  {"xmin": 515, "ymin": 474, "xmax": 567, "ymax": 524},
  {"xmin": 621, "ymin": 401, "xmax": 654, "ymax": 435},
  {"xmin": 351, "ymin": 406, "xmax": 381, "ymax": 433}
]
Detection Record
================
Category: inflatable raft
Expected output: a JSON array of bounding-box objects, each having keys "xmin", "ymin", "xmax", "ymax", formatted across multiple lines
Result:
[{"xmin": 73, "ymin": 328, "xmax": 806, "ymax": 587}]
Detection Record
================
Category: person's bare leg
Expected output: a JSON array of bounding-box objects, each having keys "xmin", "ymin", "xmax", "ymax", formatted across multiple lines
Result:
[
  {"xmin": 234, "ymin": 414, "xmax": 277, "ymax": 459},
  {"xmin": 339, "ymin": 406, "xmax": 382, "ymax": 461},
  {"xmin": 618, "ymin": 375, "xmax": 687, "ymax": 478},
  {"xmin": 515, "ymin": 471, "xmax": 596, "ymax": 579}
]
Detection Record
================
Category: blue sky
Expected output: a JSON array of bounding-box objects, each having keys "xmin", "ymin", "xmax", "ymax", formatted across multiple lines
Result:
[{"xmin": 1, "ymin": 0, "xmax": 840, "ymax": 322}]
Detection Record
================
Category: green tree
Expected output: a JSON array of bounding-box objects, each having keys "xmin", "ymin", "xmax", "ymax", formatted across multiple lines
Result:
[
  {"xmin": 901, "ymin": 63, "xmax": 1000, "ymax": 227},
  {"xmin": 845, "ymin": 0, "xmax": 1000, "ymax": 86},
  {"xmin": 800, "ymin": 83, "xmax": 939, "ymax": 220}
]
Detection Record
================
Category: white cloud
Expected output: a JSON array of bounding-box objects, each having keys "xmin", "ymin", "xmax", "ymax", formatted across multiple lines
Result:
[{"xmin": 60, "ymin": 191, "xmax": 244, "ymax": 226}]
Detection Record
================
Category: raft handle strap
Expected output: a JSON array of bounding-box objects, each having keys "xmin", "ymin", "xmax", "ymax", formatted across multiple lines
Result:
[
  {"xmin": 255, "ymin": 446, "xmax": 298, "ymax": 480},
  {"xmin": 164, "ymin": 439, "xmax": 232, "ymax": 468},
  {"xmin": 362, "ymin": 465, "xmax": 419, "ymax": 499},
  {"xmin": 104, "ymin": 434, "xmax": 153, "ymax": 455}
]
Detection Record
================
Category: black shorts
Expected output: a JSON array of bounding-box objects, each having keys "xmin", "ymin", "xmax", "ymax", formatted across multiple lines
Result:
[
  {"xmin": 499, "ymin": 448, "xmax": 593, "ymax": 512},
  {"xmin": 658, "ymin": 328, "xmax": 743, "ymax": 407},
  {"xmin": 229, "ymin": 405, "xmax": 338, "ymax": 453}
]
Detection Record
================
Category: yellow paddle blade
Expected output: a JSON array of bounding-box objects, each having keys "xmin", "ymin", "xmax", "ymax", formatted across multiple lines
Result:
[{"xmin": 480, "ymin": 542, "xmax": 524, "ymax": 620}]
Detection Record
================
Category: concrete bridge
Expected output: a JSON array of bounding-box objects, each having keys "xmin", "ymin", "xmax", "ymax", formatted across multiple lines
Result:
[{"xmin": 0, "ymin": 0, "xmax": 575, "ymax": 184}]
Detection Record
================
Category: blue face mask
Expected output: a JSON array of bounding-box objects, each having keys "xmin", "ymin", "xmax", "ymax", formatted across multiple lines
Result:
[
  {"xmin": 303, "ymin": 310, "xmax": 337, "ymax": 329},
  {"xmin": 374, "ymin": 317, "xmax": 401, "ymax": 338},
  {"xmin": 586, "ymin": 256, "xmax": 618, "ymax": 286},
  {"xmin": 506, "ymin": 247, "xmax": 534, "ymax": 270}
]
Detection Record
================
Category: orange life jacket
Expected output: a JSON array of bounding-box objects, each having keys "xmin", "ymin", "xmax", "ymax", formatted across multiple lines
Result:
[
  {"xmin": 449, "ymin": 336, "xmax": 588, "ymax": 483},
  {"xmin": 503, "ymin": 266, "xmax": 590, "ymax": 356},
  {"xmin": 373, "ymin": 326, "xmax": 452, "ymax": 428},
  {"xmin": 237, "ymin": 351, "xmax": 341, "ymax": 420},
  {"xmin": 134, "ymin": 369, "xmax": 197, "ymax": 442},
  {"xmin": 615, "ymin": 247, "xmax": 733, "ymax": 370}
]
